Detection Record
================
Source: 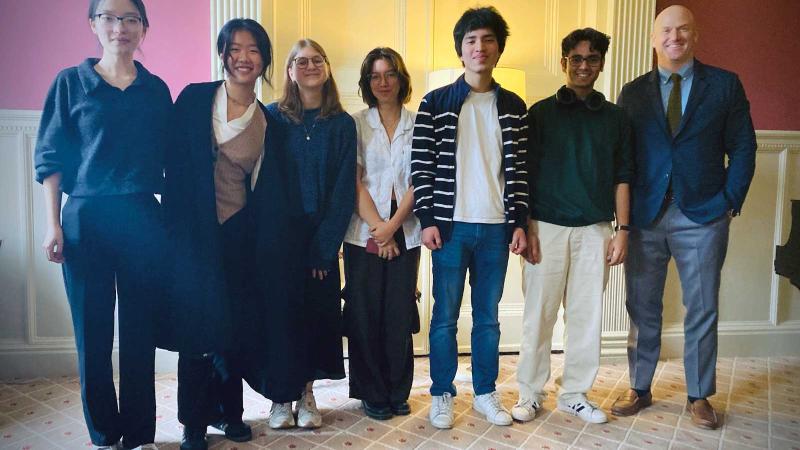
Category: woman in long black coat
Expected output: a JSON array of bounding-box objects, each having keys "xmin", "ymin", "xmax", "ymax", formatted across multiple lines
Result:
[{"xmin": 161, "ymin": 18, "xmax": 306, "ymax": 450}]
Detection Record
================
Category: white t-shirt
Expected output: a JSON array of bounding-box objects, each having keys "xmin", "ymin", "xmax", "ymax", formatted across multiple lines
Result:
[
  {"xmin": 453, "ymin": 90, "xmax": 505, "ymax": 223},
  {"xmin": 344, "ymin": 107, "xmax": 421, "ymax": 249}
]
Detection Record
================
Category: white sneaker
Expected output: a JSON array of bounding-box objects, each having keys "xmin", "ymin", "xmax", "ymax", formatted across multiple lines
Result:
[
  {"xmin": 132, "ymin": 445, "xmax": 158, "ymax": 450},
  {"xmin": 557, "ymin": 396, "xmax": 608, "ymax": 423},
  {"xmin": 93, "ymin": 445, "xmax": 118, "ymax": 450},
  {"xmin": 429, "ymin": 392, "xmax": 454, "ymax": 429},
  {"xmin": 269, "ymin": 402, "xmax": 296, "ymax": 429},
  {"xmin": 296, "ymin": 390, "xmax": 322, "ymax": 428},
  {"xmin": 473, "ymin": 391, "xmax": 512, "ymax": 426},
  {"xmin": 511, "ymin": 398, "xmax": 541, "ymax": 422}
]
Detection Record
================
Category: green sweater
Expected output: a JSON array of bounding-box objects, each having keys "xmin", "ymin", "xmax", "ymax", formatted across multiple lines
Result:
[{"xmin": 527, "ymin": 92, "xmax": 633, "ymax": 227}]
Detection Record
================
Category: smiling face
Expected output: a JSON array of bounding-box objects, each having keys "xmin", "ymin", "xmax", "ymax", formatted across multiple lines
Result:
[
  {"xmin": 287, "ymin": 45, "xmax": 330, "ymax": 93},
  {"xmin": 459, "ymin": 28, "xmax": 500, "ymax": 76},
  {"xmin": 652, "ymin": 5, "xmax": 698, "ymax": 71},
  {"xmin": 369, "ymin": 58, "xmax": 401, "ymax": 107},
  {"xmin": 89, "ymin": 0, "xmax": 146, "ymax": 57},
  {"xmin": 562, "ymin": 40, "xmax": 603, "ymax": 95},
  {"xmin": 222, "ymin": 30, "xmax": 264, "ymax": 87}
]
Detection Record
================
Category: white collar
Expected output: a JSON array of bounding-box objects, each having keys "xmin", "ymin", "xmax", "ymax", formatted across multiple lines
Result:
[{"xmin": 366, "ymin": 106, "xmax": 413, "ymax": 134}]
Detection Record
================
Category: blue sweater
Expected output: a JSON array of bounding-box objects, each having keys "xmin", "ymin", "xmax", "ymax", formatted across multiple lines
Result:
[
  {"xmin": 265, "ymin": 103, "xmax": 356, "ymax": 270},
  {"xmin": 410, "ymin": 75, "xmax": 529, "ymax": 242},
  {"xmin": 34, "ymin": 58, "xmax": 172, "ymax": 196}
]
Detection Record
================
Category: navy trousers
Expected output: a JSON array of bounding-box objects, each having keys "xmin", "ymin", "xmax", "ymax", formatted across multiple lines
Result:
[
  {"xmin": 61, "ymin": 194, "xmax": 164, "ymax": 448},
  {"xmin": 625, "ymin": 203, "xmax": 730, "ymax": 399}
]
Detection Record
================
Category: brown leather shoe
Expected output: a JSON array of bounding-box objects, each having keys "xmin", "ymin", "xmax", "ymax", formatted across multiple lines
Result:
[
  {"xmin": 611, "ymin": 389, "xmax": 652, "ymax": 416},
  {"xmin": 686, "ymin": 399, "xmax": 719, "ymax": 430}
]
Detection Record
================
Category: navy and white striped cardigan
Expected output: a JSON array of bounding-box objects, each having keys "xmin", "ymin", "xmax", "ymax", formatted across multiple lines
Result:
[{"xmin": 410, "ymin": 75, "xmax": 529, "ymax": 243}]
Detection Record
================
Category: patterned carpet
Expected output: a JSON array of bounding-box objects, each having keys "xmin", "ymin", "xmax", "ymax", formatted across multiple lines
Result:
[{"xmin": 1, "ymin": 354, "xmax": 799, "ymax": 449}]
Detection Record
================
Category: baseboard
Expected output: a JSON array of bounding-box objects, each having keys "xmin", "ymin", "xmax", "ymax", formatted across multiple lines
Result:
[
  {"xmin": 598, "ymin": 321, "xmax": 800, "ymax": 359},
  {"xmin": 0, "ymin": 349, "xmax": 180, "ymax": 380}
]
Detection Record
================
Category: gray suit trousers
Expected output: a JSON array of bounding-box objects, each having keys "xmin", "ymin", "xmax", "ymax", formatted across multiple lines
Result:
[{"xmin": 625, "ymin": 202, "xmax": 730, "ymax": 398}]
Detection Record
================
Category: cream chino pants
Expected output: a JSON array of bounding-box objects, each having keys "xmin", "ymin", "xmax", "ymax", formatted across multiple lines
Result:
[{"xmin": 517, "ymin": 221, "xmax": 612, "ymax": 403}]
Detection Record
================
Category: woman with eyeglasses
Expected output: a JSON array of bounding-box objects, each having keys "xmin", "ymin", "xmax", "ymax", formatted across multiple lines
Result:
[
  {"xmin": 34, "ymin": 1, "xmax": 169, "ymax": 449},
  {"xmin": 341, "ymin": 47, "xmax": 421, "ymax": 420},
  {"xmin": 258, "ymin": 39, "xmax": 356, "ymax": 430},
  {"xmin": 162, "ymin": 18, "xmax": 277, "ymax": 450}
]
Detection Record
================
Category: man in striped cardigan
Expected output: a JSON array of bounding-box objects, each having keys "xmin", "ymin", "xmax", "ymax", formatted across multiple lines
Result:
[{"xmin": 410, "ymin": 6, "xmax": 528, "ymax": 429}]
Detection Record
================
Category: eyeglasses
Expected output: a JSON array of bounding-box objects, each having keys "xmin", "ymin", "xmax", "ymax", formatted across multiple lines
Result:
[
  {"xmin": 293, "ymin": 56, "xmax": 327, "ymax": 69},
  {"xmin": 369, "ymin": 71, "xmax": 399, "ymax": 83},
  {"xmin": 565, "ymin": 55, "xmax": 603, "ymax": 67},
  {"xmin": 94, "ymin": 13, "xmax": 143, "ymax": 27}
]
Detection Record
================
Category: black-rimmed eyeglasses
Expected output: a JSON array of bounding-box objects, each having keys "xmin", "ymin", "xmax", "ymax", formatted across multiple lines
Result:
[
  {"xmin": 94, "ymin": 13, "xmax": 143, "ymax": 27},
  {"xmin": 564, "ymin": 55, "xmax": 603, "ymax": 67},
  {"xmin": 293, "ymin": 56, "xmax": 327, "ymax": 69}
]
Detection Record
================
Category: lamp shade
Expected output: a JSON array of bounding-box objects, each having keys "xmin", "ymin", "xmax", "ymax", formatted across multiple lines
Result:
[{"xmin": 426, "ymin": 67, "xmax": 526, "ymax": 100}]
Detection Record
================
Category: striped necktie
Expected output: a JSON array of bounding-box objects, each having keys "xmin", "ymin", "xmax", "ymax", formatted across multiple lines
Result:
[{"xmin": 667, "ymin": 73, "xmax": 682, "ymax": 135}]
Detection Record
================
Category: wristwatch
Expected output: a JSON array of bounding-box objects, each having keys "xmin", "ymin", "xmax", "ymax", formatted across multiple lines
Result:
[{"xmin": 614, "ymin": 224, "xmax": 631, "ymax": 232}]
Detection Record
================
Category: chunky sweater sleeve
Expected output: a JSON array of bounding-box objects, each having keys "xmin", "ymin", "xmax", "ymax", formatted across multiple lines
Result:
[
  {"xmin": 34, "ymin": 70, "xmax": 76, "ymax": 185},
  {"xmin": 309, "ymin": 114, "xmax": 357, "ymax": 270}
]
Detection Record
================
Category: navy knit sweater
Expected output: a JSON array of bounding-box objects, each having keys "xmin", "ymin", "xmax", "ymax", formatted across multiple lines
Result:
[
  {"xmin": 34, "ymin": 58, "xmax": 171, "ymax": 195},
  {"xmin": 265, "ymin": 103, "xmax": 356, "ymax": 270}
]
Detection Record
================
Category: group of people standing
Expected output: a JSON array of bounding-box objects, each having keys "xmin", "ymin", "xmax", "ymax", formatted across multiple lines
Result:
[{"xmin": 34, "ymin": 1, "xmax": 756, "ymax": 450}]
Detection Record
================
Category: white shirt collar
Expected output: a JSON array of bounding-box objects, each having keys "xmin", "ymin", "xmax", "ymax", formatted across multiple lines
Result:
[{"xmin": 366, "ymin": 106, "xmax": 414, "ymax": 134}]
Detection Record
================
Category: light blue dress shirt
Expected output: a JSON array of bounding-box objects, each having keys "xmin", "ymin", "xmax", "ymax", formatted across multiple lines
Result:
[{"xmin": 658, "ymin": 60, "xmax": 694, "ymax": 114}]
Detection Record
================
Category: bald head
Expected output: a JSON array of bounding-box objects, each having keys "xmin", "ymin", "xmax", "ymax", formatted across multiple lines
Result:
[{"xmin": 652, "ymin": 5, "xmax": 698, "ymax": 71}]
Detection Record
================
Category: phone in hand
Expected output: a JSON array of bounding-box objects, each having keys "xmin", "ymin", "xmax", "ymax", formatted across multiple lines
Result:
[{"xmin": 366, "ymin": 238, "xmax": 379, "ymax": 255}]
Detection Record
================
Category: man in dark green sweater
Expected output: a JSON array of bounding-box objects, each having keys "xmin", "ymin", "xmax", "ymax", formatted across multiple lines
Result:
[{"xmin": 511, "ymin": 28, "xmax": 633, "ymax": 425}]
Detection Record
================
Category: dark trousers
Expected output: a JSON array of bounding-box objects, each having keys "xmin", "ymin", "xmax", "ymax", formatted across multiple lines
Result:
[
  {"xmin": 61, "ymin": 194, "xmax": 163, "ymax": 448},
  {"xmin": 177, "ymin": 352, "xmax": 245, "ymax": 428},
  {"xmin": 342, "ymin": 230, "xmax": 420, "ymax": 405},
  {"xmin": 178, "ymin": 209, "xmax": 251, "ymax": 428}
]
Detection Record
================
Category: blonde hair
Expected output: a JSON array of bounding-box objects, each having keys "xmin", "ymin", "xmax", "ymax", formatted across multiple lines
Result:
[{"xmin": 279, "ymin": 39, "xmax": 344, "ymax": 124}]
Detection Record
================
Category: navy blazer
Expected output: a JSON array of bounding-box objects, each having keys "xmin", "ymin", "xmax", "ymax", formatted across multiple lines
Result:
[{"xmin": 617, "ymin": 59, "xmax": 756, "ymax": 227}]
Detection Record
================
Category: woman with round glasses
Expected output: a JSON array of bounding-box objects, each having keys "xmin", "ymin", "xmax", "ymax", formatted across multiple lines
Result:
[
  {"xmin": 260, "ymin": 39, "xmax": 356, "ymax": 430},
  {"xmin": 162, "ymin": 18, "xmax": 277, "ymax": 450},
  {"xmin": 34, "ymin": 1, "xmax": 169, "ymax": 449},
  {"xmin": 342, "ymin": 47, "xmax": 421, "ymax": 420}
]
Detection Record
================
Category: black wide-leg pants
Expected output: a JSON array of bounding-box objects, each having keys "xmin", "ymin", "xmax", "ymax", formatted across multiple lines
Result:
[
  {"xmin": 342, "ymin": 232, "xmax": 420, "ymax": 405},
  {"xmin": 61, "ymin": 194, "xmax": 164, "ymax": 448}
]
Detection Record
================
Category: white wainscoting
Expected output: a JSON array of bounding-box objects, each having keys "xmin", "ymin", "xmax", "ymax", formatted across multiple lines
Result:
[{"xmin": 1, "ymin": 107, "xmax": 798, "ymax": 378}]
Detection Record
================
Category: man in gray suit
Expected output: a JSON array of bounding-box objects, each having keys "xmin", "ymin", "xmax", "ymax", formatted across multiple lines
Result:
[{"xmin": 611, "ymin": 5, "xmax": 756, "ymax": 429}]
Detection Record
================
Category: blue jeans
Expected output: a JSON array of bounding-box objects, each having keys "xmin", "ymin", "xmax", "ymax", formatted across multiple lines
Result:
[{"xmin": 429, "ymin": 222, "xmax": 509, "ymax": 396}]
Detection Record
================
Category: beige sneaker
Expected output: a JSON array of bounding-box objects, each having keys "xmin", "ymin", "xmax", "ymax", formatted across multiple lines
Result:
[{"xmin": 296, "ymin": 390, "xmax": 322, "ymax": 428}]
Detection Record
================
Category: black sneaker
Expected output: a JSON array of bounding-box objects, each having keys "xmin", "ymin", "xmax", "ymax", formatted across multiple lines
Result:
[
  {"xmin": 362, "ymin": 401, "xmax": 393, "ymax": 420},
  {"xmin": 211, "ymin": 420, "xmax": 252, "ymax": 442},
  {"xmin": 180, "ymin": 426, "xmax": 207, "ymax": 450},
  {"xmin": 390, "ymin": 400, "xmax": 411, "ymax": 416}
]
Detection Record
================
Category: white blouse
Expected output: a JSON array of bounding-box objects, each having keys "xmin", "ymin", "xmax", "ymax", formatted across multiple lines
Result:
[
  {"xmin": 212, "ymin": 84, "xmax": 263, "ymax": 189},
  {"xmin": 344, "ymin": 107, "xmax": 421, "ymax": 249}
]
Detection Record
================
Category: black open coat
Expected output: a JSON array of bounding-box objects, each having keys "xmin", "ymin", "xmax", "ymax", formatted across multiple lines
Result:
[{"xmin": 159, "ymin": 81, "xmax": 308, "ymax": 402}]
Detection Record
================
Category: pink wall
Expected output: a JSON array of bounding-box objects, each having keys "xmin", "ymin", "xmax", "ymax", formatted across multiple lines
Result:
[
  {"xmin": 656, "ymin": 0, "xmax": 800, "ymax": 131},
  {"xmin": 0, "ymin": 0, "xmax": 209, "ymax": 109}
]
